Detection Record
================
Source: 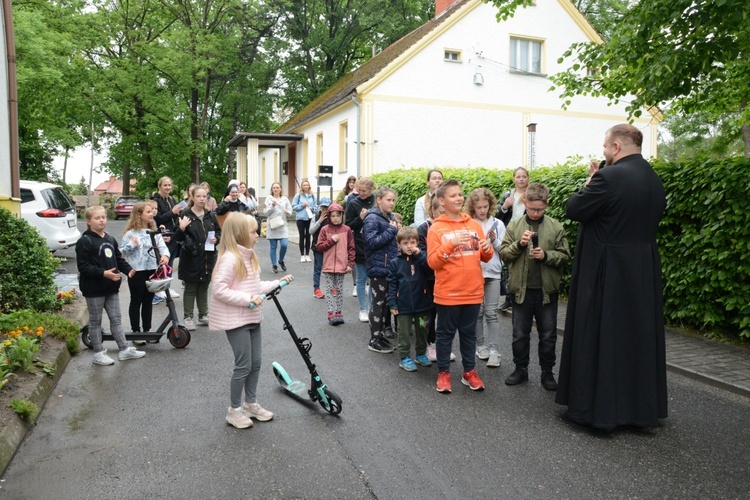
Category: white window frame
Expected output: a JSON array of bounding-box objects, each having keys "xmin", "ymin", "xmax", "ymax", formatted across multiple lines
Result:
[
  {"xmin": 444, "ymin": 49, "xmax": 462, "ymax": 63},
  {"xmin": 509, "ymin": 36, "xmax": 545, "ymax": 76}
]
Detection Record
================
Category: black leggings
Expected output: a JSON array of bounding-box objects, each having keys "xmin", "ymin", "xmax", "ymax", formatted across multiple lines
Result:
[
  {"xmin": 297, "ymin": 219, "xmax": 311, "ymax": 255},
  {"xmin": 127, "ymin": 270, "xmax": 155, "ymax": 332}
]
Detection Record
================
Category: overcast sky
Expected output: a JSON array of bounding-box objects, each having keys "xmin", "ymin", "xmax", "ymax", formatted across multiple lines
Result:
[{"xmin": 52, "ymin": 147, "xmax": 110, "ymax": 188}]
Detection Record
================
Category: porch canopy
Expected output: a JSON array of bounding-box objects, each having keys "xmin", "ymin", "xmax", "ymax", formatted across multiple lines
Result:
[{"xmin": 227, "ymin": 132, "xmax": 303, "ymax": 194}]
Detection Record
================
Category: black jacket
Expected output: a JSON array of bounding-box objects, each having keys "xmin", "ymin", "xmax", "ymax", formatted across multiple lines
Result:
[
  {"xmin": 362, "ymin": 208, "xmax": 398, "ymax": 278},
  {"xmin": 344, "ymin": 194, "xmax": 375, "ymax": 263},
  {"xmin": 76, "ymin": 230, "xmax": 133, "ymax": 297},
  {"xmin": 387, "ymin": 250, "xmax": 433, "ymax": 314},
  {"xmin": 174, "ymin": 208, "xmax": 221, "ymax": 283}
]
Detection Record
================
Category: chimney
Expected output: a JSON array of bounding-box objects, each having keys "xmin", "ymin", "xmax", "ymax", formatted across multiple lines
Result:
[{"xmin": 435, "ymin": 0, "xmax": 454, "ymax": 17}]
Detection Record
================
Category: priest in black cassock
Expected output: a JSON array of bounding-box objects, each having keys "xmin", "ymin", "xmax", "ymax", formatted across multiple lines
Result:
[{"xmin": 556, "ymin": 124, "xmax": 668, "ymax": 430}]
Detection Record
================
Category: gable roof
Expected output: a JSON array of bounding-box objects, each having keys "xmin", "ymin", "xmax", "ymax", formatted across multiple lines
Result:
[{"xmin": 277, "ymin": 0, "xmax": 472, "ymax": 134}]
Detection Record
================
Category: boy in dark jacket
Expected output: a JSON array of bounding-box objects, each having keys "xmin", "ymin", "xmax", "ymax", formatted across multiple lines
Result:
[{"xmin": 388, "ymin": 226, "xmax": 433, "ymax": 371}]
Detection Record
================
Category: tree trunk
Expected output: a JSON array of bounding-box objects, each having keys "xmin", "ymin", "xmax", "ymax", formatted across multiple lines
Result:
[
  {"xmin": 742, "ymin": 123, "xmax": 750, "ymax": 158},
  {"xmin": 190, "ymin": 87, "xmax": 200, "ymax": 183}
]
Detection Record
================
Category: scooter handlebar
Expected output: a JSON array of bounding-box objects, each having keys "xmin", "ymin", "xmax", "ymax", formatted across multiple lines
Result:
[{"xmin": 249, "ymin": 276, "xmax": 294, "ymax": 308}]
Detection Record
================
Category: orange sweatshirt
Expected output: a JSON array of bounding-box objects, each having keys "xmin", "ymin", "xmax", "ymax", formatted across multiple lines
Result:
[{"xmin": 427, "ymin": 212, "xmax": 493, "ymax": 305}]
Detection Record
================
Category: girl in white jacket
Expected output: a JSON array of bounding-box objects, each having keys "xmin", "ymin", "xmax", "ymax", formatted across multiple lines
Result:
[
  {"xmin": 465, "ymin": 188, "xmax": 506, "ymax": 368},
  {"xmin": 209, "ymin": 212, "xmax": 293, "ymax": 429}
]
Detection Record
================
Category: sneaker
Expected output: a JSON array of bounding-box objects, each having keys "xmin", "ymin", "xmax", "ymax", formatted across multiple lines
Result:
[
  {"xmin": 272, "ymin": 266, "xmax": 278, "ymax": 274},
  {"xmin": 327, "ymin": 311, "xmax": 335, "ymax": 325},
  {"xmin": 359, "ymin": 310, "xmax": 369, "ymax": 322},
  {"xmin": 368, "ymin": 337, "xmax": 394, "ymax": 354},
  {"xmin": 301, "ymin": 255, "xmax": 306, "ymax": 262},
  {"xmin": 427, "ymin": 343, "xmax": 437, "ymax": 362},
  {"xmin": 169, "ymin": 289, "xmax": 180, "ymax": 298},
  {"xmin": 335, "ymin": 311, "xmax": 345, "ymax": 325},
  {"xmin": 279, "ymin": 261, "xmax": 287, "ymax": 271},
  {"xmin": 487, "ymin": 350, "xmax": 501, "ymax": 368},
  {"xmin": 92, "ymin": 350, "xmax": 115, "ymax": 366},
  {"xmin": 499, "ymin": 300, "xmax": 512, "ymax": 313},
  {"xmin": 399, "ymin": 357, "xmax": 417, "ymax": 372},
  {"xmin": 414, "ymin": 354, "xmax": 432, "ymax": 367},
  {"xmin": 184, "ymin": 317, "xmax": 196, "ymax": 331},
  {"xmin": 314, "ymin": 288, "xmax": 324, "ymax": 299},
  {"xmin": 118, "ymin": 346, "xmax": 146, "ymax": 361},
  {"xmin": 461, "ymin": 369, "xmax": 485, "ymax": 391},
  {"xmin": 450, "ymin": 351, "xmax": 456, "ymax": 362},
  {"xmin": 352, "ymin": 288, "xmax": 357, "ymax": 297},
  {"xmin": 541, "ymin": 371, "xmax": 558, "ymax": 391},
  {"xmin": 133, "ymin": 340, "xmax": 147, "ymax": 346},
  {"xmin": 505, "ymin": 366, "xmax": 529, "ymax": 386},
  {"xmin": 197, "ymin": 315, "xmax": 209, "ymax": 326},
  {"xmin": 226, "ymin": 407, "xmax": 253, "ymax": 429},
  {"xmin": 242, "ymin": 402, "xmax": 274, "ymax": 421},
  {"xmin": 152, "ymin": 294, "xmax": 165, "ymax": 305},
  {"xmin": 436, "ymin": 371, "xmax": 452, "ymax": 393},
  {"xmin": 382, "ymin": 327, "xmax": 395, "ymax": 339},
  {"xmin": 476, "ymin": 345, "xmax": 490, "ymax": 360}
]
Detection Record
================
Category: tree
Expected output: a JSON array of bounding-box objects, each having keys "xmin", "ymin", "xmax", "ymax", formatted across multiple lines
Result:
[
  {"xmin": 278, "ymin": 0, "xmax": 433, "ymax": 113},
  {"xmin": 486, "ymin": 0, "xmax": 750, "ymax": 156}
]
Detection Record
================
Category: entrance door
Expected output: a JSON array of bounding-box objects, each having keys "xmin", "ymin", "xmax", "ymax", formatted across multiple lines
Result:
[{"xmin": 287, "ymin": 142, "xmax": 297, "ymax": 197}]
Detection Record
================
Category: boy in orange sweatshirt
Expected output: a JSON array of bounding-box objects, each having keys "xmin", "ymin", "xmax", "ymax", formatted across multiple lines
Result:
[{"xmin": 427, "ymin": 179, "xmax": 494, "ymax": 393}]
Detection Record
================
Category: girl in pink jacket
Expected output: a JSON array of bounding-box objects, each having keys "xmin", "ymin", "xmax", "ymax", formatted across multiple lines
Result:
[
  {"xmin": 209, "ymin": 212, "xmax": 293, "ymax": 429},
  {"xmin": 315, "ymin": 203, "xmax": 355, "ymax": 326}
]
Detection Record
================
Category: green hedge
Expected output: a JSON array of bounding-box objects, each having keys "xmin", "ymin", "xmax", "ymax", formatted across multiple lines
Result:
[{"xmin": 372, "ymin": 157, "xmax": 750, "ymax": 339}]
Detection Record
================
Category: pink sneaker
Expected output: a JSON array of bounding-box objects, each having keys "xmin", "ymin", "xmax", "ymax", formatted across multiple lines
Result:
[
  {"xmin": 242, "ymin": 402, "xmax": 274, "ymax": 421},
  {"xmin": 226, "ymin": 407, "xmax": 253, "ymax": 428}
]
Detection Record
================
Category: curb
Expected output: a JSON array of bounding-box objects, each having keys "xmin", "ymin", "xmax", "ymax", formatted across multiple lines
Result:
[{"xmin": 0, "ymin": 340, "xmax": 72, "ymax": 476}]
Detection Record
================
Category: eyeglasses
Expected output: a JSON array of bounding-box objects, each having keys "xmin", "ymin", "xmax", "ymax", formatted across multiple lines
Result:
[{"xmin": 526, "ymin": 207, "xmax": 546, "ymax": 214}]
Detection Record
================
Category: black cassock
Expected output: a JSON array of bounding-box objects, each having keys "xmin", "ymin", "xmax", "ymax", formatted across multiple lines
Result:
[{"xmin": 556, "ymin": 153, "xmax": 668, "ymax": 429}]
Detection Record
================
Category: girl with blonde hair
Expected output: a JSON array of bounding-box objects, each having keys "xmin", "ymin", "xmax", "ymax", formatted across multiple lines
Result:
[{"xmin": 210, "ymin": 212, "xmax": 292, "ymax": 429}]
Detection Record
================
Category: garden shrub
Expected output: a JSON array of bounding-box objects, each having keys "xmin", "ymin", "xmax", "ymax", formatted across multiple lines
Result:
[
  {"xmin": 373, "ymin": 156, "xmax": 749, "ymax": 339},
  {"xmin": 0, "ymin": 208, "xmax": 60, "ymax": 314}
]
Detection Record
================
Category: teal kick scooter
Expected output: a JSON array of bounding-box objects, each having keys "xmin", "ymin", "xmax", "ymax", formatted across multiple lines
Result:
[{"xmin": 251, "ymin": 278, "xmax": 343, "ymax": 415}]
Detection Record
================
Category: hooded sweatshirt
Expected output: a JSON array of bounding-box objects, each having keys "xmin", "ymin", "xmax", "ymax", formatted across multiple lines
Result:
[
  {"xmin": 316, "ymin": 204, "xmax": 355, "ymax": 274},
  {"xmin": 426, "ymin": 212, "xmax": 493, "ymax": 306}
]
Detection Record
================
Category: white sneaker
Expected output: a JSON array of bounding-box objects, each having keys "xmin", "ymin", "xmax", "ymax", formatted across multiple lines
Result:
[
  {"xmin": 487, "ymin": 350, "xmax": 501, "ymax": 368},
  {"xmin": 476, "ymin": 345, "xmax": 490, "ymax": 360},
  {"xmin": 169, "ymin": 289, "xmax": 180, "ymax": 298},
  {"xmin": 450, "ymin": 351, "xmax": 456, "ymax": 362},
  {"xmin": 427, "ymin": 343, "xmax": 437, "ymax": 362},
  {"xmin": 92, "ymin": 350, "xmax": 115, "ymax": 366},
  {"xmin": 184, "ymin": 317, "xmax": 196, "ymax": 331},
  {"xmin": 301, "ymin": 255, "xmax": 306, "ymax": 262},
  {"xmin": 359, "ymin": 310, "xmax": 369, "ymax": 322},
  {"xmin": 226, "ymin": 407, "xmax": 253, "ymax": 429},
  {"xmin": 197, "ymin": 315, "xmax": 209, "ymax": 326},
  {"xmin": 352, "ymin": 288, "xmax": 357, "ymax": 297},
  {"xmin": 242, "ymin": 402, "xmax": 274, "ymax": 421},
  {"xmin": 118, "ymin": 346, "xmax": 146, "ymax": 361}
]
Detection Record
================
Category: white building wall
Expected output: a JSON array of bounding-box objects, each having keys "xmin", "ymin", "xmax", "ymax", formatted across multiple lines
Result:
[{"xmin": 366, "ymin": 0, "xmax": 654, "ymax": 170}]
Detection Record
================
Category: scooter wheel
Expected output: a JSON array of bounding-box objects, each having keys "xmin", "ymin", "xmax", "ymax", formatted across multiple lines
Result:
[
  {"xmin": 81, "ymin": 325, "xmax": 92, "ymax": 349},
  {"xmin": 167, "ymin": 326, "xmax": 191, "ymax": 348},
  {"xmin": 319, "ymin": 387, "xmax": 342, "ymax": 415}
]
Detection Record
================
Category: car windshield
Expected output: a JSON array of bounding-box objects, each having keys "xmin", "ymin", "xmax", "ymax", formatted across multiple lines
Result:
[
  {"xmin": 41, "ymin": 187, "xmax": 75, "ymax": 211},
  {"xmin": 118, "ymin": 197, "xmax": 139, "ymax": 204}
]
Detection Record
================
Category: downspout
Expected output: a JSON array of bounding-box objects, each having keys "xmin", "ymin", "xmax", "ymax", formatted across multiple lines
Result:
[
  {"xmin": 3, "ymin": 0, "xmax": 19, "ymax": 197},
  {"xmin": 351, "ymin": 95, "xmax": 361, "ymax": 177}
]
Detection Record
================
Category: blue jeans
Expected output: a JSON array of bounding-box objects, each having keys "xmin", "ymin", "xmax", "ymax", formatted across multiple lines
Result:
[
  {"xmin": 511, "ymin": 289, "xmax": 558, "ymax": 370},
  {"xmin": 269, "ymin": 238, "xmax": 288, "ymax": 267},
  {"xmin": 355, "ymin": 262, "xmax": 369, "ymax": 311},
  {"xmin": 313, "ymin": 250, "xmax": 323, "ymax": 289},
  {"xmin": 435, "ymin": 303, "xmax": 481, "ymax": 373}
]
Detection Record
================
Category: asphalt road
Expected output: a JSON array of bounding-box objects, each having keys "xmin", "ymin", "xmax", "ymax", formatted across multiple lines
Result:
[{"xmin": 3, "ymin": 220, "xmax": 750, "ymax": 498}]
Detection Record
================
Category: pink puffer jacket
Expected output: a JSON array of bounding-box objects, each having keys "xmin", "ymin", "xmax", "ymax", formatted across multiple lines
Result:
[{"xmin": 208, "ymin": 246, "xmax": 279, "ymax": 331}]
